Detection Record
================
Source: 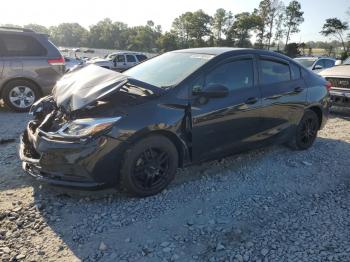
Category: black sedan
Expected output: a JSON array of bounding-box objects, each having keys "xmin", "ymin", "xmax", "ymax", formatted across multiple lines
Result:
[{"xmin": 20, "ymin": 48, "xmax": 330, "ymax": 197}]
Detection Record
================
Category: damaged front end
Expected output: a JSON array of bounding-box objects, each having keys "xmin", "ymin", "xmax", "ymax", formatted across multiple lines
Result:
[{"xmin": 19, "ymin": 65, "xmax": 165, "ymax": 188}]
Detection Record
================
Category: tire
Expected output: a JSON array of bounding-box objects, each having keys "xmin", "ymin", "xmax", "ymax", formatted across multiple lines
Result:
[
  {"xmin": 2, "ymin": 80, "xmax": 40, "ymax": 112},
  {"xmin": 120, "ymin": 135, "xmax": 178, "ymax": 197},
  {"xmin": 287, "ymin": 109, "xmax": 319, "ymax": 150}
]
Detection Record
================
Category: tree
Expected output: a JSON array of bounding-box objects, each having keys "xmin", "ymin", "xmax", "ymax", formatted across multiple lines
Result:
[
  {"xmin": 23, "ymin": 24, "xmax": 49, "ymax": 34},
  {"xmin": 89, "ymin": 18, "xmax": 128, "ymax": 49},
  {"xmin": 254, "ymin": 0, "xmax": 270, "ymax": 48},
  {"xmin": 172, "ymin": 12, "xmax": 194, "ymax": 47},
  {"xmin": 299, "ymin": 42, "xmax": 306, "ymax": 55},
  {"xmin": 126, "ymin": 22, "xmax": 162, "ymax": 52},
  {"xmin": 212, "ymin": 8, "xmax": 233, "ymax": 45},
  {"xmin": 285, "ymin": 42, "xmax": 300, "ymax": 57},
  {"xmin": 50, "ymin": 23, "xmax": 89, "ymax": 47},
  {"xmin": 320, "ymin": 18, "xmax": 349, "ymax": 51},
  {"xmin": 274, "ymin": 13, "xmax": 285, "ymax": 51},
  {"xmin": 284, "ymin": 0, "xmax": 304, "ymax": 48},
  {"xmin": 172, "ymin": 10, "xmax": 212, "ymax": 48},
  {"xmin": 157, "ymin": 31, "xmax": 179, "ymax": 52},
  {"xmin": 266, "ymin": 0, "xmax": 284, "ymax": 50},
  {"xmin": 227, "ymin": 12, "xmax": 260, "ymax": 47}
]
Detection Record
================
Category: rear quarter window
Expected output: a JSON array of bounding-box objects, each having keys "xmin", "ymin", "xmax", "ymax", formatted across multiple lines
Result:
[
  {"xmin": 136, "ymin": 54, "xmax": 147, "ymax": 62},
  {"xmin": 0, "ymin": 34, "xmax": 47, "ymax": 57}
]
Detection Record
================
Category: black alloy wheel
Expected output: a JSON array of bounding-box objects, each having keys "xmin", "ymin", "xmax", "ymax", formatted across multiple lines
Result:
[
  {"xmin": 120, "ymin": 135, "xmax": 178, "ymax": 197},
  {"xmin": 133, "ymin": 147, "xmax": 170, "ymax": 189},
  {"xmin": 288, "ymin": 109, "xmax": 319, "ymax": 150}
]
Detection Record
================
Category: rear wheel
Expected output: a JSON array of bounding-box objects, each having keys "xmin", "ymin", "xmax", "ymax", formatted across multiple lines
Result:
[
  {"xmin": 2, "ymin": 80, "xmax": 40, "ymax": 112},
  {"xmin": 120, "ymin": 135, "xmax": 178, "ymax": 197},
  {"xmin": 288, "ymin": 109, "xmax": 319, "ymax": 150}
]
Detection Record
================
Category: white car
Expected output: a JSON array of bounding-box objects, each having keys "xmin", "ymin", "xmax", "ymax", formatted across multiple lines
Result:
[
  {"xmin": 294, "ymin": 57, "xmax": 336, "ymax": 73},
  {"xmin": 64, "ymin": 57, "xmax": 84, "ymax": 72},
  {"xmin": 87, "ymin": 52, "xmax": 148, "ymax": 72},
  {"xmin": 319, "ymin": 57, "xmax": 350, "ymax": 107}
]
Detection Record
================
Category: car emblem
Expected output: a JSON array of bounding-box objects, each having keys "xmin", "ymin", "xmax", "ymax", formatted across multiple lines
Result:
[{"xmin": 339, "ymin": 80, "xmax": 349, "ymax": 86}]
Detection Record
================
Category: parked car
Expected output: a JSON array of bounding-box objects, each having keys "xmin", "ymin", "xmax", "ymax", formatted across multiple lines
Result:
[
  {"xmin": 294, "ymin": 57, "xmax": 336, "ymax": 73},
  {"xmin": 20, "ymin": 48, "xmax": 330, "ymax": 197},
  {"xmin": 319, "ymin": 57, "xmax": 350, "ymax": 107},
  {"xmin": 87, "ymin": 51, "xmax": 148, "ymax": 71},
  {"xmin": 64, "ymin": 56, "xmax": 84, "ymax": 72},
  {"xmin": 0, "ymin": 27, "xmax": 65, "ymax": 111}
]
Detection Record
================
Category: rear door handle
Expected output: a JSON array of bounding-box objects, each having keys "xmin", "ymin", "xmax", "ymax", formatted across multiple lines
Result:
[
  {"xmin": 245, "ymin": 97, "xmax": 258, "ymax": 105},
  {"xmin": 294, "ymin": 87, "xmax": 304, "ymax": 93}
]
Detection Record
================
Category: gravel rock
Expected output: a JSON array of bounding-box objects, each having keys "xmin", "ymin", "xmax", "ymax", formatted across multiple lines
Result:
[
  {"xmin": 0, "ymin": 109, "xmax": 350, "ymax": 262},
  {"xmin": 99, "ymin": 241, "xmax": 107, "ymax": 251}
]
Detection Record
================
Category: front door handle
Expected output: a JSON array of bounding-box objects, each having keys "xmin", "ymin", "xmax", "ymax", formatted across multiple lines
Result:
[{"xmin": 245, "ymin": 97, "xmax": 258, "ymax": 105}]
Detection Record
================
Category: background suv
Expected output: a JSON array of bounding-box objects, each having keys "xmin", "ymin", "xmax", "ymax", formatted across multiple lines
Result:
[
  {"xmin": 0, "ymin": 27, "xmax": 65, "ymax": 112},
  {"xmin": 87, "ymin": 51, "xmax": 148, "ymax": 71},
  {"xmin": 294, "ymin": 56, "xmax": 336, "ymax": 73}
]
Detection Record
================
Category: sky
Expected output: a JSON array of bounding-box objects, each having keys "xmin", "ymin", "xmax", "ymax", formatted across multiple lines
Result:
[{"xmin": 2, "ymin": 0, "xmax": 350, "ymax": 43}]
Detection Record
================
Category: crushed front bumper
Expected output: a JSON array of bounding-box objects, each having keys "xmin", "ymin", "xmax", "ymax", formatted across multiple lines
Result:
[
  {"xmin": 19, "ymin": 121, "xmax": 125, "ymax": 189},
  {"xmin": 330, "ymin": 89, "xmax": 350, "ymax": 107}
]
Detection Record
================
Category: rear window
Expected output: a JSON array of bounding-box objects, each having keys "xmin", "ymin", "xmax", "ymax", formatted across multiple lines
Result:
[
  {"xmin": 260, "ymin": 59, "xmax": 290, "ymax": 85},
  {"xmin": 0, "ymin": 34, "xmax": 47, "ymax": 57},
  {"xmin": 136, "ymin": 54, "xmax": 147, "ymax": 62}
]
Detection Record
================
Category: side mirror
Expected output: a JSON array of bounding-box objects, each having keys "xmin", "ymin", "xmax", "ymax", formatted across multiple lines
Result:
[
  {"xmin": 314, "ymin": 64, "xmax": 323, "ymax": 70},
  {"xmin": 193, "ymin": 84, "xmax": 229, "ymax": 98}
]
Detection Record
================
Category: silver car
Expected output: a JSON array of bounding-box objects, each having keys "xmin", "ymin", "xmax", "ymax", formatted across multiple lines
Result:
[
  {"xmin": 294, "ymin": 57, "xmax": 336, "ymax": 73},
  {"xmin": 0, "ymin": 27, "xmax": 65, "ymax": 111}
]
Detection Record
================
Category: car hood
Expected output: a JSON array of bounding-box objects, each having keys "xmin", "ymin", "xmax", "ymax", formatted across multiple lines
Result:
[
  {"xmin": 319, "ymin": 65, "xmax": 350, "ymax": 78},
  {"xmin": 52, "ymin": 64, "xmax": 165, "ymax": 112}
]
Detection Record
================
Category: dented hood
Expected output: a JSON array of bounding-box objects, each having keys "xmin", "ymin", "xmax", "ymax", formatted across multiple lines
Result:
[{"xmin": 52, "ymin": 65, "xmax": 164, "ymax": 112}]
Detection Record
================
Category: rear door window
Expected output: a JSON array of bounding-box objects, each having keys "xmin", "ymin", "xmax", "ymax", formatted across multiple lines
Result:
[
  {"xmin": 260, "ymin": 59, "xmax": 290, "ymax": 85},
  {"xmin": 1, "ymin": 34, "xmax": 47, "ymax": 57},
  {"xmin": 126, "ymin": 55, "xmax": 136, "ymax": 63}
]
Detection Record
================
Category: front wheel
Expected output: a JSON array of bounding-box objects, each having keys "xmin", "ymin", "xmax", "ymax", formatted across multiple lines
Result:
[
  {"xmin": 120, "ymin": 135, "xmax": 178, "ymax": 197},
  {"xmin": 287, "ymin": 109, "xmax": 319, "ymax": 150}
]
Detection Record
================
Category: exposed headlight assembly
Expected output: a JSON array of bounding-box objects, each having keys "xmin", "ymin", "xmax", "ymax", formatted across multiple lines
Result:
[{"xmin": 57, "ymin": 117, "xmax": 121, "ymax": 138}]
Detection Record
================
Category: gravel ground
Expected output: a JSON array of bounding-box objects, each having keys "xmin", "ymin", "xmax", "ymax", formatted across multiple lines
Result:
[{"xmin": 0, "ymin": 106, "xmax": 349, "ymax": 262}]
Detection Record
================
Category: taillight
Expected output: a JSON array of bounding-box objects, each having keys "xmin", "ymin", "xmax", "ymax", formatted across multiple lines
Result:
[
  {"xmin": 325, "ymin": 81, "xmax": 332, "ymax": 91},
  {"xmin": 48, "ymin": 57, "xmax": 65, "ymax": 66}
]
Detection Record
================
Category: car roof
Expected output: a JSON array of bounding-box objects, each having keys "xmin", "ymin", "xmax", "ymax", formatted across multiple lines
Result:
[
  {"xmin": 109, "ymin": 51, "xmax": 145, "ymax": 55},
  {"xmin": 295, "ymin": 56, "xmax": 335, "ymax": 60},
  {"xmin": 172, "ymin": 47, "xmax": 296, "ymax": 62},
  {"xmin": 173, "ymin": 47, "xmax": 250, "ymax": 55},
  {"xmin": 0, "ymin": 27, "xmax": 48, "ymax": 37}
]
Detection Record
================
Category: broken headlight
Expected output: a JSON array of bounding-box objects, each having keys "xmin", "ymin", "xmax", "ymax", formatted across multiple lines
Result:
[{"xmin": 57, "ymin": 117, "xmax": 121, "ymax": 138}]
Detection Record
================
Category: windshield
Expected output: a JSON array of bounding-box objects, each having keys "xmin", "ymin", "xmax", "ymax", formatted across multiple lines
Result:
[
  {"xmin": 294, "ymin": 58, "xmax": 317, "ymax": 68},
  {"xmin": 343, "ymin": 57, "xmax": 350, "ymax": 65},
  {"xmin": 125, "ymin": 52, "xmax": 214, "ymax": 88}
]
